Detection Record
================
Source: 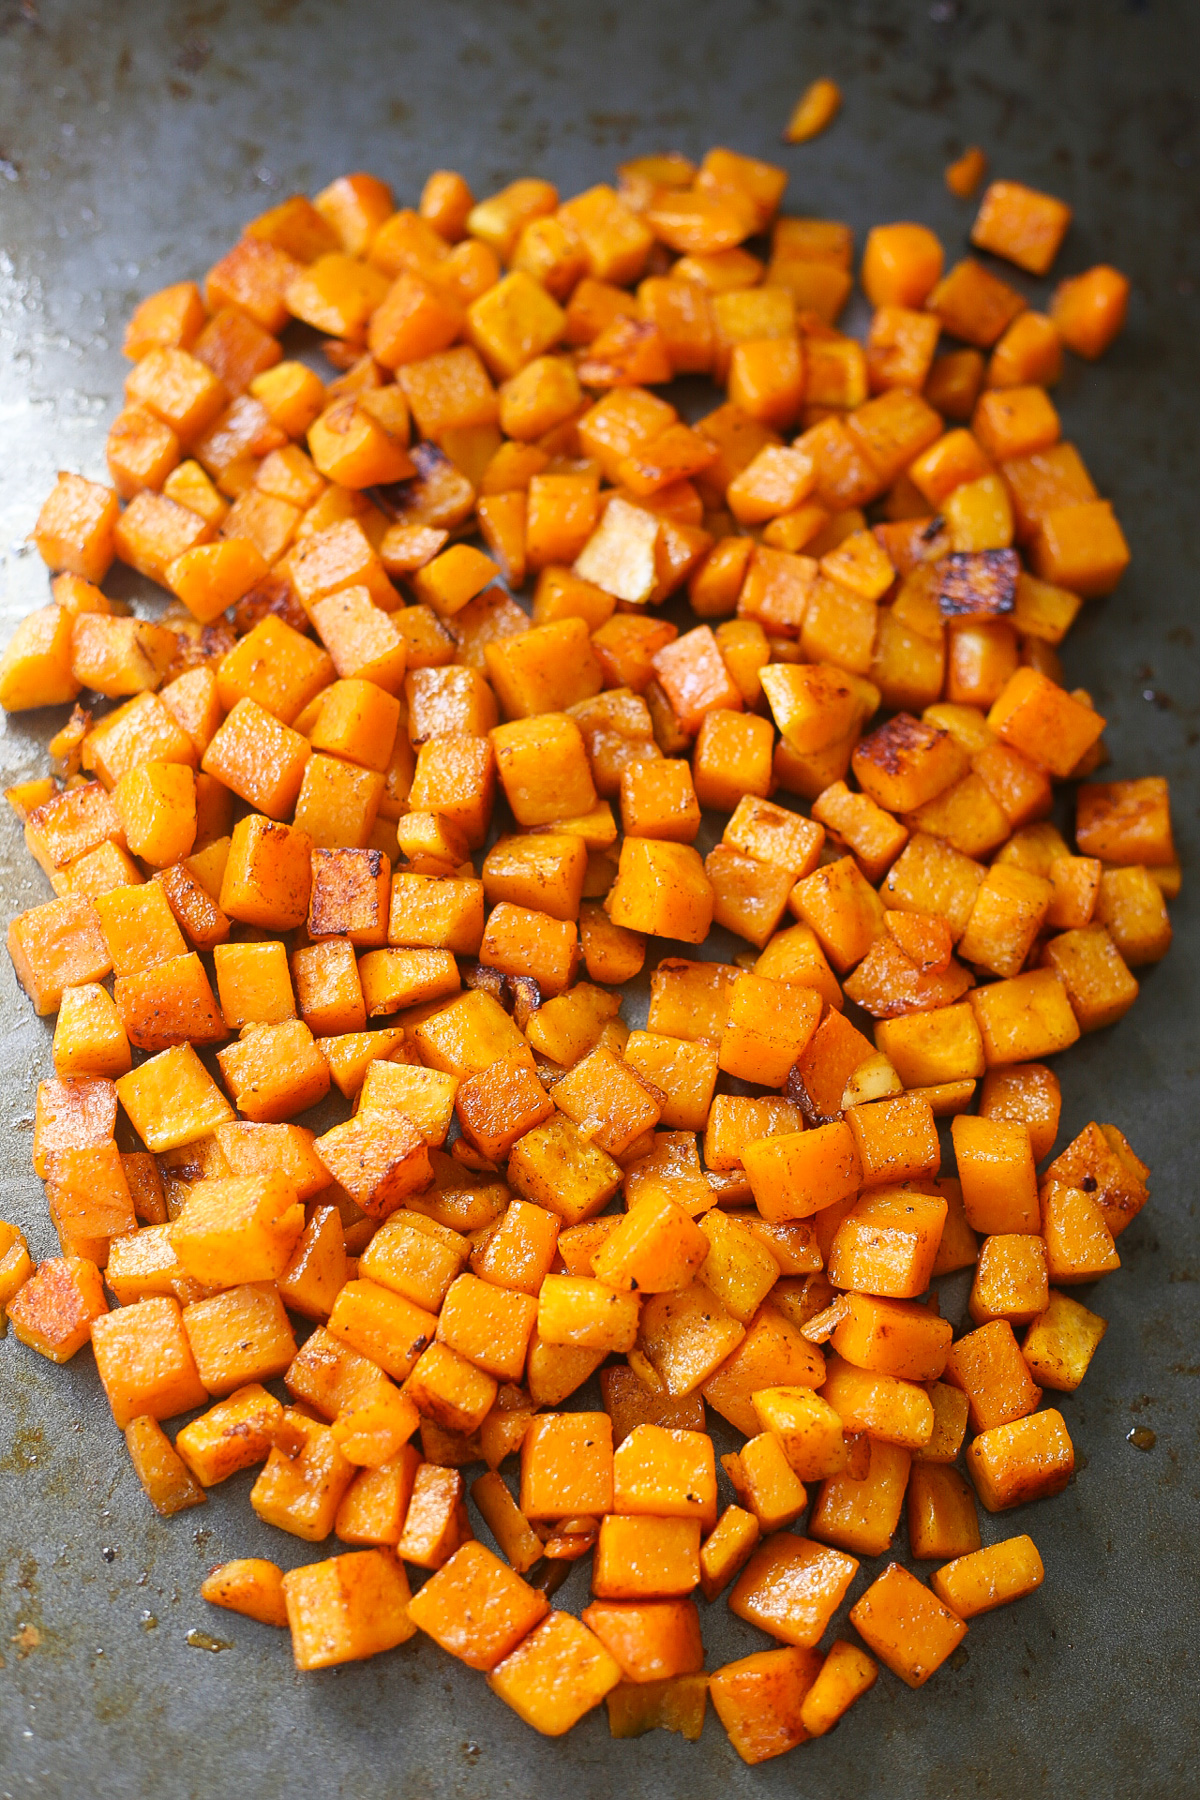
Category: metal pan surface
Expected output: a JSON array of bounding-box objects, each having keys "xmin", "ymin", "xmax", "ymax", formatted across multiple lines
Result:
[{"xmin": 0, "ymin": 2, "xmax": 1197, "ymax": 1795}]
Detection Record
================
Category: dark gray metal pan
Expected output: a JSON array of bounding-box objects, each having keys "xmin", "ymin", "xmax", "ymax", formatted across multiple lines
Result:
[{"xmin": 0, "ymin": 2, "xmax": 1197, "ymax": 1794}]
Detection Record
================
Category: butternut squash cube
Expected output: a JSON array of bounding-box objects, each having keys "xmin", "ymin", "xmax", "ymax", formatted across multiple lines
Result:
[
  {"xmin": 551, "ymin": 1044, "xmax": 662, "ymax": 1157},
  {"xmin": 739, "ymin": 1410, "xmax": 830, "ymax": 1518},
  {"xmin": 124, "ymin": 1415, "xmax": 207, "ymax": 1516},
  {"xmin": 969, "ymin": 1233, "xmax": 1049, "ymax": 1326},
  {"xmin": 404, "ymin": 1341, "xmax": 496, "ymax": 1436},
  {"xmin": 183, "ymin": 1281, "xmax": 297, "ymax": 1395},
  {"xmin": 967, "ymin": 968, "xmax": 1081, "ymax": 1066},
  {"xmin": 520, "ymin": 1410, "xmax": 614, "ymax": 1520},
  {"xmin": 583, "ymin": 1598, "xmax": 704, "ymax": 1688},
  {"xmin": 202, "ymin": 698, "xmax": 310, "ymax": 818},
  {"xmin": 45, "ymin": 1140, "xmax": 137, "ymax": 1261},
  {"xmin": 7, "ymin": 1255, "xmax": 108, "ymax": 1362},
  {"xmin": 709, "ymin": 1645, "xmax": 824, "ymax": 1765},
  {"xmin": 829, "ymin": 1293, "xmax": 952, "ymax": 1382},
  {"xmin": 507, "ymin": 1115, "xmax": 624, "ymax": 1225},
  {"xmin": 487, "ymin": 1611, "xmax": 622, "ymax": 1737},
  {"xmin": 971, "ymin": 179, "xmax": 1071, "ymax": 277},
  {"xmin": 986, "ymin": 667, "xmax": 1105, "ymax": 777},
  {"xmin": 406, "ymin": 736, "xmax": 496, "ymax": 847},
  {"xmin": 456, "ymin": 1049, "xmax": 554, "ymax": 1161},
  {"xmin": 593, "ymin": 1513, "xmax": 702, "ymax": 1599},
  {"xmin": 799, "ymin": 1639, "xmax": 878, "ymax": 1737},
  {"xmin": 927, "ymin": 258, "xmax": 1025, "ymax": 348},
  {"xmin": 1042, "ymin": 923, "xmax": 1139, "ymax": 1033},
  {"xmin": 743, "ymin": 1122, "xmax": 862, "ymax": 1225},
  {"xmin": 33, "ymin": 1074, "xmax": 116, "ymax": 1180},
  {"xmin": 212, "ymin": 941, "xmax": 295, "ymax": 1030},
  {"xmin": 492, "ymin": 712, "xmax": 596, "ymax": 827},
  {"xmin": 730, "ymin": 1532, "xmax": 859, "ymax": 1647},
  {"xmin": 283, "ymin": 1548, "xmax": 415, "ymax": 1669},
  {"xmin": 537, "ymin": 1273, "xmax": 640, "ymax": 1355},
  {"xmin": 1094, "ymin": 866, "xmax": 1171, "ymax": 967},
  {"xmin": 201, "ymin": 1557, "xmax": 288, "ymax": 1627},
  {"xmin": 33, "ymin": 471, "xmax": 121, "ymax": 584},
  {"xmin": 116, "ymin": 1043, "xmax": 234, "ymax": 1153},
  {"xmin": 217, "ymin": 1018, "xmax": 331, "ymax": 1122},
  {"xmin": 750, "ymin": 1386, "xmax": 847, "ymax": 1481},
  {"xmin": 849, "ymin": 1561, "xmax": 966, "ymax": 1688},
  {"xmin": 932, "ymin": 1533, "xmax": 1044, "ymax": 1620},
  {"xmin": 950, "ymin": 1114, "xmax": 1039, "ymax": 1234},
  {"xmin": 325, "ymin": 1277, "xmax": 438, "ymax": 1384},
  {"xmin": 827, "ymin": 1188, "xmax": 946, "ymax": 1298},
  {"xmin": 1051, "ymin": 264, "xmax": 1129, "ymax": 360},
  {"xmin": 438, "ymin": 1271, "xmax": 538, "ymax": 1382},
  {"xmin": 966, "ymin": 1406, "xmax": 1074, "ymax": 1511},
  {"xmin": 692, "ymin": 708, "xmax": 774, "ymax": 811},
  {"xmin": 1021, "ymin": 1290, "xmax": 1107, "ymax": 1391},
  {"xmin": 606, "ymin": 837, "xmax": 713, "ymax": 944},
  {"xmin": 52, "ymin": 982, "xmax": 131, "ymax": 1078},
  {"xmin": 943, "ymin": 1317, "xmax": 1041, "ymax": 1434},
  {"xmin": 0, "ymin": 603, "xmax": 83, "ymax": 713},
  {"xmin": 407, "ymin": 1538, "xmax": 549, "ymax": 1672},
  {"xmin": 719, "ymin": 973, "xmax": 822, "ymax": 1087},
  {"xmin": 315, "ymin": 1110, "xmax": 432, "ymax": 1219},
  {"xmin": 852, "ymin": 713, "xmax": 967, "ymax": 814},
  {"xmin": 8, "ymin": 893, "xmax": 112, "ymax": 1016},
  {"xmin": 169, "ymin": 1171, "xmax": 304, "ymax": 1288},
  {"xmin": 590, "ymin": 1192, "xmax": 709, "ymax": 1295},
  {"xmin": 176, "ymin": 1383, "xmax": 284, "ymax": 1486},
  {"xmin": 1040, "ymin": 1180, "xmax": 1120, "ymax": 1284}
]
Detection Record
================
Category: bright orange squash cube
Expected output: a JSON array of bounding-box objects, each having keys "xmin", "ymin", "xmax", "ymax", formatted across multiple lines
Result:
[
  {"xmin": 848, "ymin": 1561, "xmax": 966, "ymax": 1687},
  {"xmin": 283, "ymin": 1548, "xmax": 415, "ymax": 1669}
]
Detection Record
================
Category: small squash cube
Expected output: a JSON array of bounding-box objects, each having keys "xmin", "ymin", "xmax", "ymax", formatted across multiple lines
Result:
[
  {"xmin": 593, "ymin": 1515, "xmax": 702, "ymax": 1599},
  {"xmin": 170, "ymin": 1171, "xmax": 304, "ymax": 1288},
  {"xmin": 827, "ymin": 1188, "xmax": 946, "ymax": 1298},
  {"xmin": 216, "ymin": 1018, "xmax": 331, "ymax": 1122},
  {"xmin": 709, "ymin": 1645, "xmax": 824, "ymax": 1765},
  {"xmin": 487, "ymin": 1611, "xmax": 622, "ymax": 1737},
  {"xmin": 176, "ymin": 1384, "xmax": 284, "ymax": 1486},
  {"xmin": 201, "ymin": 1558, "xmax": 288, "ymax": 1627},
  {"xmin": 848, "ymin": 1561, "xmax": 966, "ymax": 1687},
  {"xmin": 520, "ymin": 1410, "xmax": 614, "ymax": 1520},
  {"xmin": 965, "ymin": 1407, "xmax": 1074, "ymax": 1511},
  {"xmin": 971, "ymin": 180, "xmax": 1071, "ymax": 276},
  {"xmin": 1021, "ymin": 1290, "xmax": 1107, "ymax": 1392},
  {"xmin": 408, "ymin": 1539, "xmax": 549, "ymax": 1671},
  {"xmin": 33, "ymin": 471, "xmax": 121, "ymax": 584},
  {"xmin": 315, "ymin": 1110, "xmax": 432, "ymax": 1219},
  {"xmin": 730, "ymin": 1532, "xmax": 859, "ymax": 1647},
  {"xmin": 7, "ymin": 1255, "xmax": 108, "ymax": 1362},
  {"xmin": 606, "ymin": 838, "xmax": 713, "ymax": 944},
  {"xmin": 181, "ymin": 1288, "xmax": 298, "ymax": 1396},
  {"xmin": 116, "ymin": 1043, "xmax": 234, "ymax": 1153},
  {"xmin": 1050, "ymin": 264, "xmax": 1129, "ymax": 359},
  {"xmin": 536, "ymin": 1273, "xmax": 640, "ymax": 1355},
  {"xmin": 283, "ymin": 1548, "xmax": 415, "ymax": 1669},
  {"xmin": 124, "ymin": 1415, "xmax": 207, "ymax": 1516}
]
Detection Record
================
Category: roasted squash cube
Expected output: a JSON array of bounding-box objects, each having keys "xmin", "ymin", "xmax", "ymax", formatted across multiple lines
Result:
[
  {"xmin": 520, "ymin": 1410, "xmax": 614, "ymax": 1520},
  {"xmin": 283, "ymin": 1547, "xmax": 415, "ymax": 1668},
  {"xmin": 487, "ymin": 1611, "xmax": 622, "ymax": 1737},
  {"xmin": 7, "ymin": 1255, "xmax": 108, "ymax": 1362},
  {"xmin": 848, "ymin": 1561, "xmax": 966, "ymax": 1688},
  {"xmin": 709, "ymin": 1645, "xmax": 824, "ymax": 1766},
  {"xmin": 606, "ymin": 837, "xmax": 713, "ymax": 945},
  {"xmin": 966, "ymin": 1406, "xmax": 1074, "ymax": 1511}
]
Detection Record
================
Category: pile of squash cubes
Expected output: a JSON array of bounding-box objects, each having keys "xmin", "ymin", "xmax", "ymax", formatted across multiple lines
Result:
[{"xmin": 0, "ymin": 139, "xmax": 1173, "ymax": 1762}]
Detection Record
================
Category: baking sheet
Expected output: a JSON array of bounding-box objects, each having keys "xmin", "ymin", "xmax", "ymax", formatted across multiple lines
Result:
[{"xmin": 0, "ymin": 2, "xmax": 1198, "ymax": 1794}]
